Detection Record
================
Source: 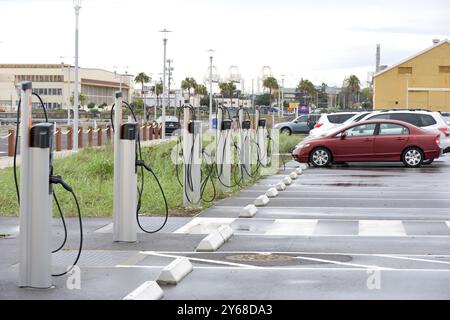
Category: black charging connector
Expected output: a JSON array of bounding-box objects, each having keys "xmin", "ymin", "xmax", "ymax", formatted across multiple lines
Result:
[
  {"xmin": 50, "ymin": 175, "xmax": 73, "ymax": 192},
  {"xmin": 241, "ymin": 120, "xmax": 251, "ymax": 130},
  {"xmin": 258, "ymin": 119, "xmax": 266, "ymax": 128},
  {"xmin": 221, "ymin": 120, "xmax": 232, "ymax": 130}
]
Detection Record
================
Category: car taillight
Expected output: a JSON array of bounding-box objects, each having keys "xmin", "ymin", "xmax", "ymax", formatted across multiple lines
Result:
[
  {"xmin": 314, "ymin": 123, "xmax": 323, "ymax": 129},
  {"xmin": 435, "ymin": 135, "xmax": 440, "ymax": 146},
  {"xmin": 438, "ymin": 127, "xmax": 450, "ymax": 137}
]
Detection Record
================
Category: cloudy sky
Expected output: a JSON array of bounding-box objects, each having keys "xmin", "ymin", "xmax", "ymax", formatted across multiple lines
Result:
[{"xmin": 0, "ymin": 0, "xmax": 448, "ymax": 90}]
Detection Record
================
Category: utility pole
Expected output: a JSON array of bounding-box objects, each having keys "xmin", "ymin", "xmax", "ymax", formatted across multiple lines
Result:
[
  {"xmin": 208, "ymin": 49, "xmax": 215, "ymax": 124},
  {"xmin": 159, "ymin": 29, "xmax": 171, "ymax": 140},
  {"xmin": 73, "ymin": 0, "xmax": 81, "ymax": 152},
  {"xmin": 167, "ymin": 59, "xmax": 173, "ymax": 114}
]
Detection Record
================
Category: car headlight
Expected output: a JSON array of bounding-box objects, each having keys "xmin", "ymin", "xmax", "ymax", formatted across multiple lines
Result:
[{"xmin": 296, "ymin": 143, "xmax": 311, "ymax": 149}]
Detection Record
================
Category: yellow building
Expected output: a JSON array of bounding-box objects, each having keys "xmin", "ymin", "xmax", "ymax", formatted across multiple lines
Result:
[
  {"xmin": 0, "ymin": 64, "xmax": 133, "ymax": 111},
  {"xmin": 374, "ymin": 39, "xmax": 450, "ymax": 111}
]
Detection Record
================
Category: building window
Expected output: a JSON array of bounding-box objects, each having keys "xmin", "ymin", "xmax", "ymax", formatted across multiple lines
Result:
[
  {"xmin": 439, "ymin": 66, "xmax": 450, "ymax": 73},
  {"xmin": 398, "ymin": 67, "xmax": 413, "ymax": 74}
]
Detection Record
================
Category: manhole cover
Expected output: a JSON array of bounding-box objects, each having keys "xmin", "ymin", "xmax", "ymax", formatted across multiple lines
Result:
[{"xmin": 224, "ymin": 253, "xmax": 353, "ymax": 267}]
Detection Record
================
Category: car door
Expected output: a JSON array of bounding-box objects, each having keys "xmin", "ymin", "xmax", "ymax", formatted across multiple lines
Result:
[
  {"xmin": 292, "ymin": 115, "xmax": 309, "ymax": 133},
  {"xmin": 334, "ymin": 123, "xmax": 377, "ymax": 161},
  {"xmin": 373, "ymin": 123, "xmax": 409, "ymax": 160}
]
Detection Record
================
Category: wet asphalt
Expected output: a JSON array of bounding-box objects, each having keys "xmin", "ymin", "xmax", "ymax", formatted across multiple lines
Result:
[{"xmin": 1, "ymin": 157, "xmax": 450, "ymax": 299}]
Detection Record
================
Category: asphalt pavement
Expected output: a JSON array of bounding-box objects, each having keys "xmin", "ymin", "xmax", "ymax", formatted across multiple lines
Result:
[{"xmin": 1, "ymin": 157, "xmax": 450, "ymax": 299}]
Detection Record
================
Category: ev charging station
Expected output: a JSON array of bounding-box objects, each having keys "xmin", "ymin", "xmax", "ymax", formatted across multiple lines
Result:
[
  {"xmin": 255, "ymin": 108, "xmax": 269, "ymax": 167},
  {"xmin": 182, "ymin": 105, "xmax": 202, "ymax": 207},
  {"xmin": 18, "ymin": 82, "xmax": 53, "ymax": 288},
  {"xmin": 238, "ymin": 107, "xmax": 252, "ymax": 179},
  {"xmin": 215, "ymin": 106, "xmax": 232, "ymax": 189},
  {"xmin": 112, "ymin": 91, "xmax": 138, "ymax": 242}
]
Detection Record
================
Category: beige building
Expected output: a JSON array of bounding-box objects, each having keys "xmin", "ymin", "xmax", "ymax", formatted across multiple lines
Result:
[
  {"xmin": 374, "ymin": 40, "xmax": 450, "ymax": 111},
  {"xmin": 0, "ymin": 64, "xmax": 133, "ymax": 111}
]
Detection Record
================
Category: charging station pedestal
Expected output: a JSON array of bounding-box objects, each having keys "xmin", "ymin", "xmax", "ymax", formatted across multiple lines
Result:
[
  {"xmin": 18, "ymin": 82, "xmax": 53, "ymax": 288},
  {"xmin": 216, "ymin": 107, "xmax": 231, "ymax": 189},
  {"xmin": 113, "ymin": 92, "xmax": 138, "ymax": 242},
  {"xmin": 255, "ymin": 109, "xmax": 268, "ymax": 167},
  {"xmin": 238, "ymin": 108, "xmax": 252, "ymax": 179},
  {"xmin": 183, "ymin": 107, "xmax": 202, "ymax": 208}
]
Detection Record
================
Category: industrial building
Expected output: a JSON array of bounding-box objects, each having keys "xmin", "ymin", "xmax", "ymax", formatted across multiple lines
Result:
[
  {"xmin": 0, "ymin": 64, "xmax": 133, "ymax": 111},
  {"xmin": 373, "ymin": 39, "xmax": 450, "ymax": 111}
]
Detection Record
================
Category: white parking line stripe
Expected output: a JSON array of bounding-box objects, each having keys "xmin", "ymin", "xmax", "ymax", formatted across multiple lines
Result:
[
  {"xmin": 375, "ymin": 254, "xmax": 450, "ymax": 266},
  {"xmin": 295, "ymin": 256, "xmax": 391, "ymax": 270},
  {"xmin": 265, "ymin": 219, "xmax": 318, "ymax": 236},
  {"xmin": 173, "ymin": 217, "xmax": 236, "ymax": 234},
  {"xmin": 359, "ymin": 220, "xmax": 406, "ymax": 236},
  {"xmin": 140, "ymin": 251, "xmax": 262, "ymax": 269},
  {"xmin": 446, "ymin": 221, "xmax": 450, "ymax": 231},
  {"xmin": 144, "ymin": 251, "xmax": 450, "ymax": 258},
  {"xmin": 115, "ymin": 265, "xmax": 450, "ymax": 272}
]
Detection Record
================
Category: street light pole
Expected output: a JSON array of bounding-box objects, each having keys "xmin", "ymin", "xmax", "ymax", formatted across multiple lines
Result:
[
  {"xmin": 159, "ymin": 29, "xmax": 171, "ymax": 140},
  {"xmin": 73, "ymin": 0, "xmax": 81, "ymax": 152},
  {"xmin": 208, "ymin": 49, "xmax": 215, "ymax": 123}
]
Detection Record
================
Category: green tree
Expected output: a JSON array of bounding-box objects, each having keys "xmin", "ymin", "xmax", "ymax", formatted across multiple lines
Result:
[
  {"xmin": 134, "ymin": 72, "xmax": 150, "ymax": 95},
  {"xmin": 344, "ymin": 75, "xmax": 361, "ymax": 108},
  {"xmin": 70, "ymin": 93, "xmax": 87, "ymax": 109},
  {"xmin": 87, "ymin": 102, "xmax": 96, "ymax": 109},
  {"xmin": 151, "ymin": 82, "xmax": 163, "ymax": 107},
  {"xmin": 317, "ymin": 83, "xmax": 328, "ymax": 108},
  {"xmin": 219, "ymin": 81, "xmax": 237, "ymax": 108},
  {"xmin": 195, "ymin": 84, "xmax": 208, "ymax": 96},
  {"xmin": 181, "ymin": 77, "xmax": 198, "ymax": 100},
  {"xmin": 296, "ymin": 78, "xmax": 316, "ymax": 106},
  {"xmin": 262, "ymin": 76, "xmax": 279, "ymax": 107}
]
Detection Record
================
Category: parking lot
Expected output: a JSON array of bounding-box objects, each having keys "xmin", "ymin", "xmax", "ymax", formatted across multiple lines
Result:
[{"xmin": 1, "ymin": 157, "xmax": 450, "ymax": 299}]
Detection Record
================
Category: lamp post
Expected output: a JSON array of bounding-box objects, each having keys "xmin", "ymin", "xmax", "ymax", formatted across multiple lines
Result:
[
  {"xmin": 208, "ymin": 49, "xmax": 215, "ymax": 123},
  {"xmin": 73, "ymin": 0, "xmax": 81, "ymax": 152},
  {"xmin": 281, "ymin": 75, "xmax": 285, "ymax": 117},
  {"xmin": 167, "ymin": 59, "xmax": 173, "ymax": 113},
  {"xmin": 60, "ymin": 61, "xmax": 71, "ymax": 125},
  {"xmin": 159, "ymin": 29, "xmax": 171, "ymax": 140}
]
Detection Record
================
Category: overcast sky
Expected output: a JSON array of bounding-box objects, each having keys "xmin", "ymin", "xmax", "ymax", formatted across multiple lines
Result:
[{"xmin": 0, "ymin": 0, "xmax": 449, "ymax": 90}]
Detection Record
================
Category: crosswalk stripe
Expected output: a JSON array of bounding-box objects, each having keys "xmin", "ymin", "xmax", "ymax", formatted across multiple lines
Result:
[
  {"xmin": 265, "ymin": 219, "xmax": 318, "ymax": 236},
  {"xmin": 359, "ymin": 220, "xmax": 406, "ymax": 236}
]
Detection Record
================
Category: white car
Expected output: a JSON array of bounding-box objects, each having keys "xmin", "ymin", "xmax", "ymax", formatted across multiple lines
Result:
[
  {"xmin": 308, "ymin": 112, "xmax": 358, "ymax": 137},
  {"xmin": 359, "ymin": 110, "xmax": 450, "ymax": 154}
]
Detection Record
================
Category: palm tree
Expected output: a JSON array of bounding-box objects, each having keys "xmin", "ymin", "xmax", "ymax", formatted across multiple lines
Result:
[
  {"xmin": 150, "ymin": 82, "xmax": 163, "ymax": 115},
  {"xmin": 134, "ymin": 72, "xmax": 150, "ymax": 95},
  {"xmin": 219, "ymin": 81, "xmax": 236, "ymax": 109},
  {"xmin": 344, "ymin": 75, "xmax": 361, "ymax": 108},
  {"xmin": 296, "ymin": 78, "xmax": 316, "ymax": 106},
  {"xmin": 262, "ymin": 76, "xmax": 279, "ymax": 108},
  {"xmin": 181, "ymin": 77, "xmax": 198, "ymax": 102}
]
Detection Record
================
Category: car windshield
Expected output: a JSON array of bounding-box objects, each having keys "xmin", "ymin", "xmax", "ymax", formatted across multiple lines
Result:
[{"xmin": 327, "ymin": 113, "xmax": 356, "ymax": 124}]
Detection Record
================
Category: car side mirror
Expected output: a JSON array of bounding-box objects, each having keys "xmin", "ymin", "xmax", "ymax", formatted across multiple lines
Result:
[{"xmin": 340, "ymin": 132, "xmax": 347, "ymax": 140}]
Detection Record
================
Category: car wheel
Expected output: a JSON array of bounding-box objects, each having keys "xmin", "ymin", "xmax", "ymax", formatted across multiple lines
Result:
[
  {"xmin": 422, "ymin": 159, "xmax": 434, "ymax": 165},
  {"xmin": 280, "ymin": 127, "xmax": 292, "ymax": 135},
  {"xmin": 402, "ymin": 147, "xmax": 424, "ymax": 168},
  {"xmin": 310, "ymin": 147, "xmax": 332, "ymax": 167}
]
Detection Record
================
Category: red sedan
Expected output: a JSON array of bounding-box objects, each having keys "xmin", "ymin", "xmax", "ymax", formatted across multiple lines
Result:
[{"xmin": 292, "ymin": 120, "xmax": 441, "ymax": 168}]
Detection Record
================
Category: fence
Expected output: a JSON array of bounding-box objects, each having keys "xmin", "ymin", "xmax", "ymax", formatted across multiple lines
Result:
[{"xmin": 1, "ymin": 122, "xmax": 163, "ymax": 157}]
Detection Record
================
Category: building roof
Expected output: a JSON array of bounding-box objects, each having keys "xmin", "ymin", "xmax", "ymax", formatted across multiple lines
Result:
[{"xmin": 374, "ymin": 39, "xmax": 450, "ymax": 78}]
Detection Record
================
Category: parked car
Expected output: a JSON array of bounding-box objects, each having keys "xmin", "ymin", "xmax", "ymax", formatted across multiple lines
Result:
[
  {"xmin": 308, "ymin": 112, "xmax": 358, "ymax": 137},
  {"xmin": 358, "ymin": 110, "xmax": 450, "ymax": 153},
  {"xmin": 440, "ymin": 112, "xmax": 450, "ymax": 126},
  {"xmin": 273, "ymin": 114, "xmax": 321, "ymax": 135},
  {"xmin": 308, "ymin": 112, "xmax": 372, "ymax": 138},
  {"xmin": 292, "ymin": 120, "xmax": 441, "ymax": 168},
  {"xmin": 156, "ymin": 116, "xmax": 180, "ymax": 135}
]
